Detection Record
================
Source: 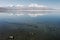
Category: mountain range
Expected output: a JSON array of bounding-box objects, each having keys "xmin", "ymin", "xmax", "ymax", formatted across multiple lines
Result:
[{"xmin": 0, "ymin": 4, "xmax": 55, "ymax": 12}]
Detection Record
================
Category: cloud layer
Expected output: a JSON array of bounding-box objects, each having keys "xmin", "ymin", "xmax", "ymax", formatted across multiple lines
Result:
[
  {"xmin": 28, "ymin": 4, "xmax": 47, "ymax": 7},
  {"xmin": 5, "ymin": 3, "xmax": 47, "ymax": 8}
]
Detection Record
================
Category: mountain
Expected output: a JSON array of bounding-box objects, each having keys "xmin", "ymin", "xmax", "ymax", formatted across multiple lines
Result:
[
  {"xmin": 0, "ymin": 7, "xmax": 7, "ymax": 12},
  {"xmin": 0, "ymin": 4, "xmax": 55, "ymax": 12}
]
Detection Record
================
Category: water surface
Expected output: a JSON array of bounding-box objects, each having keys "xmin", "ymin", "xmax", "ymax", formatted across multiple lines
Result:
[{"xmin": 0, "ymin": 12, "xmax": 60, "ymax": 40}]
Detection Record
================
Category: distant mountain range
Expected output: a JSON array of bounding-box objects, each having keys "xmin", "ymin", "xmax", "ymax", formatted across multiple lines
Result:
[{"xmin": 0, "ymin": 4, "xmax": 55, "ymax": 12}]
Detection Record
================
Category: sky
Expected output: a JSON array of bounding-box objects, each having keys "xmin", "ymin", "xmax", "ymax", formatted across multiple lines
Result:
[{"xmin": 0, "ymin": 0, "xmax": 60, "ymax": 9}]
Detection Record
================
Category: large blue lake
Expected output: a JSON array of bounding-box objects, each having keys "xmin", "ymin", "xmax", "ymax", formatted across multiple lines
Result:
[
  {"xmin": 0, "ymin": 12, "xmax": 60, "ymax": 40},
  {"xmin": 0, "ymin": 12, "xmax": 60, "ymax": 23}
]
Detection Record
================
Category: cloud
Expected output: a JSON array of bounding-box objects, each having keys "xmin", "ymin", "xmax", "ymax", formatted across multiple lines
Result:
[
  {"xmin": 16, "ymin": 4, "xmax": 24, "ymax": 7},
  {"xmin": 7, "ymin": 5, "xmax": 14, "ymax": 7},
  {"xmin": 7, "ymin": 4, "xmax": 24, "ymax": 7},
  {"xmin": 28, "ymin": 3, "xmax": 47, "ymax": 7},
  {"xmin": 0, "ymin": 3, "xmax": 47, "ymax": 8}
]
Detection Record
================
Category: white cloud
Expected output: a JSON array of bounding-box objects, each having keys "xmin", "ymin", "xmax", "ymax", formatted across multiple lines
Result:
[
  {"xmin": 1, "ymin": 3, "xmax": 47, "ymax": 8},
  {"xmin": 16, "ymin": 4, "xmax": 24, "ymax": 7},
  {"xmin": 28, "ymin": 3, "xmax": 47, "ymax": 7},
  {"xmin": 7, "ymin": 5, "xmax": 14, "ymax": 7},
  {"xmin": 7, "ymin": 4, "xmax": 24, "ymax": 7}
]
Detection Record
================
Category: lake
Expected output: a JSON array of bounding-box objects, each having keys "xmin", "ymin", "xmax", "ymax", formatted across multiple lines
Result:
[
  {"xmin": 0, "ymin": 12, "xmax": 60, "ymax": 23},
  {"xmin": 0, "ymin": 11, "xmax": 60, "ymax": 40}
]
